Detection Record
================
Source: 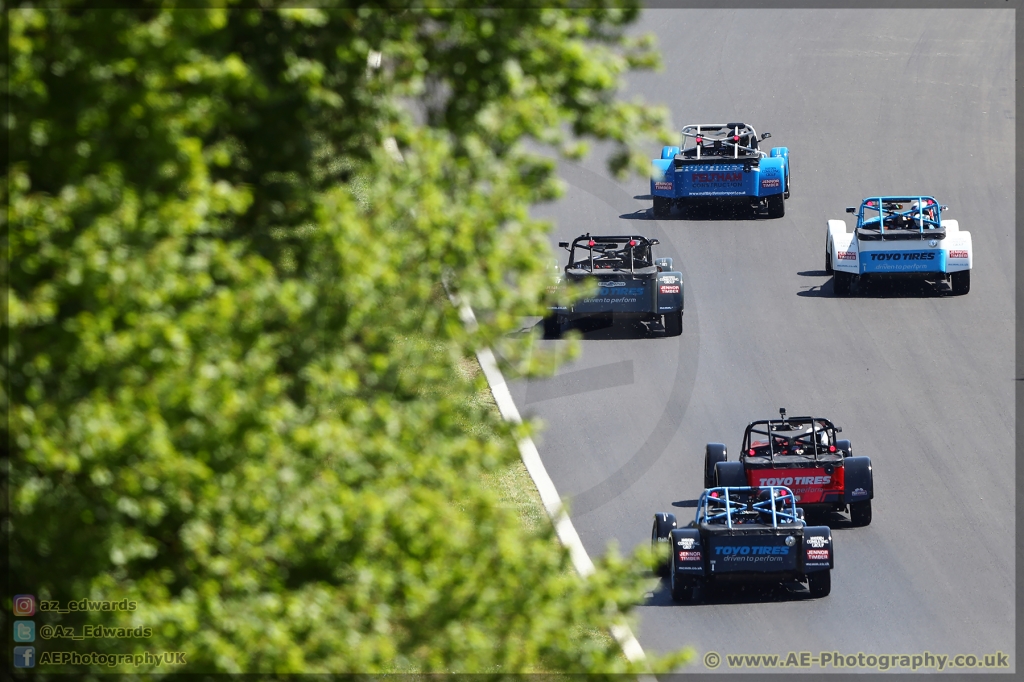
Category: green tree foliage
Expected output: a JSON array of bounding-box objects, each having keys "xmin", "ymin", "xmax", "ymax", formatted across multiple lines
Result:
[{"xmin": 6, "ymin": 2, "xmax": 682, "ymax": 673}]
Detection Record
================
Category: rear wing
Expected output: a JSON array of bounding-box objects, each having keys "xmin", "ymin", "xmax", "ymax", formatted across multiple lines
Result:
[
  {"xmin": 697, "ymin": 485, "xmax": 801, "ymax": 528},
  {"xmin": 679, "ymin": 123, "xmax": 771, "ymax": 160}
]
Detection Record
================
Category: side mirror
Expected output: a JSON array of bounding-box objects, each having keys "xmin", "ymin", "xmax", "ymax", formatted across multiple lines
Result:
[
  {"xmin": 845, "ymin": 207, "xmax": 856, "ymax": 213},
  {"xmin": 836, "ymin": 426, "xmax": 843, "ymax": 433},
  {"xmin": 558, "ymin": 241, "xmax": 569, "ymax": 248},
  {"xmin": 761, "ymin": 132, "xmax": 771, "ymax": 140},
  {"xmin": 941, "ymin": 205, "xmax": 949, "ymax": 211},
  {"xmin": 649, "ymin": 238, "xmax": 660, "ymax": 245}
]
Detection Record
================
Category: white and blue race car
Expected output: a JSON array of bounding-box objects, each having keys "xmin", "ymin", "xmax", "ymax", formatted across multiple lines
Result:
[{"xmin": 825, "ymin": 196, "xmax": 972, "ymax": 296}]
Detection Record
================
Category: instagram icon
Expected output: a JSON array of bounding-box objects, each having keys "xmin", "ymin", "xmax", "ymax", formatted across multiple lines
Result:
[{"xmin": 13, "ymin": 595, "xmax": 36, "ymax": 617}]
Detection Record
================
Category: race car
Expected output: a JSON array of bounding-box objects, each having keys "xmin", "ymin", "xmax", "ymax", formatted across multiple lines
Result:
[
  {"xmin": 546, "ymin": 233, "xmax": 684, "ymax": 336},
  {"xmin": 650, "ymin": 123, "xmax": 789, "ymax": 218},
  {"xmin": 825, "ymin": 196, "xmax": 972, "ymax": 296},
  {"xmin": 703, "ymin": 409, "xmax": 873, "ymax": 526},
  {"xmin": 652, "ymin": 485, "xmax": 834, "ymax": 602}
]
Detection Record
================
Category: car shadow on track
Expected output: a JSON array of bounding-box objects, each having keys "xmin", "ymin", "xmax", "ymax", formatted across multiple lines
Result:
[
  {"xmin": 620, "ymin": 204, "xmax": 764, "ymax": 221},
  {"xmin": 671, "ymin": 499, "xmax": 699, "ymax": 508},
  {"xmin": 797, "ymin": 274, "xmax": 951, "ymax": 298},
  {"xmin": 806, "ymin": 510, "xmax": 864, "ymax": 531},
  {"xmin": 645, "ymin": 578, "xmax": 814, "ymax": 607},
  {"xmin": 534, "ymin": 317, "xmax": 675, "ymax": 341}
]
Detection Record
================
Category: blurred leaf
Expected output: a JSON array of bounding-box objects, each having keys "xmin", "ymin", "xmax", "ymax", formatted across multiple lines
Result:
[{"xmin": 7, "ymin": 0, "xmax": 683, "ymax": 674}]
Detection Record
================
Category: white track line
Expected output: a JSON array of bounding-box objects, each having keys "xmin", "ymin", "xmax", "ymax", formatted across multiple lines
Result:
[{"xmin": 455, "ymin": 299, "xmax": 651, "ymax": 669}]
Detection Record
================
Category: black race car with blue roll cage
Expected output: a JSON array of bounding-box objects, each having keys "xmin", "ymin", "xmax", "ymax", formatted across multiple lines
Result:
[
  {"xmin": 652, "ymin": 485, "xmax": 834, "ymax": 602},
  {"xmin": 546, "ymin": 233, "xmax": 684, "ymax": 337}
]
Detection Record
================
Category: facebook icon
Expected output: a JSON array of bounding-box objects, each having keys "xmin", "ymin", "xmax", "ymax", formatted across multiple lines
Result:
[{"xmin": 14, "ymin": 646, "xmax": 35, "ymax": 668}]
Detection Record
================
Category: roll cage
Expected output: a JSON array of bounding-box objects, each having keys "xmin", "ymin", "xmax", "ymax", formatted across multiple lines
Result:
[
  {"xmin": 696, "ymin": 485, "xmax": 802, "ymax": 529},
  {"xmin": 559, "ymin": 233, "xmax": 659, "ymax": 274},
  {"xmin": 679, "ymin": 123, "xmax": 772, "ymax": 160},
  {"xmin": 845, "ymin": 196, "xmax": 948, "ymax": 239},
  {"xmin": 741, "ymin": 409, "xmax": 842, "ymax": 463}
]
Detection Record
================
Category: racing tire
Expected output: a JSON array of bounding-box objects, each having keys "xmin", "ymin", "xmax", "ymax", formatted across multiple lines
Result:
[
  {"xmin": 836, "ymin": 439, "xmax": 852, "ymax": 458},
  {"xmin": 653, "ymin": 196, "xmax": 671, "ymax": 218},
  {"xmin": 825, "ymin": 247, "xmax": 833, "ymax": 274},
  {"xmin": 704, "ymin": 444, "xmax": 727, "ymax": 490},
  {"xmin": 951, "ymin": 269, "xmax": 970, "ymax": 295},
  {"xmin": 833, "ymin": 271, "xmax": 852, "ymax": 297},
  {"xmin": 784, "ymin": 170, "xmax": 791, "ymax": 199},
  {"xmin": 651, "ymin": 513, "xmax": 677, "ymax": 577},
  {"xmin": 850, "ymin": 500, "xmax": 872, "ymax": 527},
  {"xmin": 715, "ymin": 461, "xmax": 747, "ymax": 489},
  {"xmin": 767, "ymin": 193, "xmax": 785, "ymax": 219},
  {"xmin": 664, "ymin": 310, "xmax": 682, "ymax": 337},
  {"xmin": 808, "ymin": 570, "xmax": 831, "ymax": 598},
  {"xmin": 543, "ymin": 315, "xmax": 561, "ymax": 339},
  {"xmin": 670, "ymin": 568, "xmax": 695, "ymax": 603}
]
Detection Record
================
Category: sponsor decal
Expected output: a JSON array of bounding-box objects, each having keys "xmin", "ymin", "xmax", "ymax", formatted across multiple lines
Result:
[
  {"xmin": 762, "ymin": 166, "xmax": 780, "ymax": 177},
  {"xmin": 689, "ymin": 191, "xmax": 746, "ymax": 196},
  {"xmin": 654, "ymin": 181, "xmax": 673, "ymax": 191},
  {"xmin": 660, "ymin": 285, "xmax": 680, "ymax": 294},
  {"xmin": 714, "ymin": 546, "xmax": 789, "ymax": 556},
  {"xmin": 660, "ymin": 275, "xmax": 679, "ymax": 284},
  {"xmin": 678, "ymin": 551, "xmax": 702, "ymax": 561},
  {"xmin": 597, "ymin": 287, "xmax": 645, "ymax": 296},
  {"xmin": 868, "ymin": 252, "xmax": 935, "ymax": 261},
  {"xmin": 688, "ymin": 164, "xmax": 743, "ymax": 172},
  {"xmin": 838, "ymin": 251, "xmax": 857, "ymax": 260},
  {"xmin": 599, "ymin": 281, "xmax": 625, "ymax": 287},
  {"xmin": 761, "ymin": 178, "xmax": 781, "ymax": 188},
  {"xmin": 758, "ymin": 476, "xmax": 832, "ymax": 486},
  {"xmin": 948, "ymin": 250, "xmax": 968, "ymax": 259},
  {"xmin": 852, "ymin": 487, "xmax": 868, "ymax": 497},
  {"xmin": 692, "ymin": 172, "xmax": 742, "ymax": 183},
  {"xmin": 676, "ymin": 538, "xmax": 696, "ymax": 549},
  {"xmin": 806, "ymin": 536, "xmax": 828, "ymax": 549},
  {"xmin": 807, "ymin": 549, "xmax": 830, "ymax": 560}
]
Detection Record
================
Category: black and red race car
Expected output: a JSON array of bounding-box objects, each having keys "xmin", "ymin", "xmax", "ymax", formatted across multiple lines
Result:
[{"xmin": 703, "ymin": 409, "xmax": 873, "ymax": 526}]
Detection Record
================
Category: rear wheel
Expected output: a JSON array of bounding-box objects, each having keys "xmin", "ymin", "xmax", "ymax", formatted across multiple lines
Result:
[
  {"xmin": 704, "ymin": 445, "xmax": 727, "ymax": 489},
  {"xmin": 670, "ymin": 568, "xmax": 695, "ymax": 603},
  {"xmin": 767, "ymin": 193, "xmax": 785, "ymax": 218},
  {"xmin": 850, "ymin": 500, "xmax": 872, "ymax": 526},
  {"xmin": 833, "ymin": 271, "xmax": 851, "ymax": 297},
  {"xmin": 808, "ymin": 570, "xmax": 831, "ymax": 598},
  {"xmin": 653, "ymin": 196, "xmax": 671, "ymax": 218},
  {"xmin": 543, "ymin": 315, "xmax": 561, "ymax": 339},
  {"xmin": 825, "ymin": 245, "xmax": 833, "ymax": 274},
  {"xmin": 784, "ymin": 170, "xmax": 791, "ymax": 199},
  {"xmin": 951, "ymin": 269, "xmax": 970, "ymax": 295},
  {"xmin": 650, "ymin": 514, "xmax": 676, "ymax": 577},
  {"xmin": 715, "ymin": 461, "xmax": 747, "ymax": 488},
  {"xmin": 664, "ymin": 310, "xmax": 682, "ymax": 337}
]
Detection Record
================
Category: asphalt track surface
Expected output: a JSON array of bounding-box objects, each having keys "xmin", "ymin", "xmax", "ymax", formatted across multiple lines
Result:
[{"xmin": 505, "ymin": 9, "xmax": 1015, "ymax": 673}]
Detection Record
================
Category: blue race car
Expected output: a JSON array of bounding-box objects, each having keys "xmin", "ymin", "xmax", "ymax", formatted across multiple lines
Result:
[
  {"xmin": 825, "ymin": 196, "xmax": 973, "ymax": 296},
  {"xmin": 650, "ymin": 123, "xmax": 790, "ymax": 218}
]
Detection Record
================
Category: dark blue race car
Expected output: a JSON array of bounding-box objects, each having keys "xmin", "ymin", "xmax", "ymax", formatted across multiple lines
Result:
[
  {"xmin": 652, "ymin": 485, "xmax": 834, "ymax": 602},
  {"xmin": 546, "ymin": 233, "xmax": 684, "ymax": 337}
]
